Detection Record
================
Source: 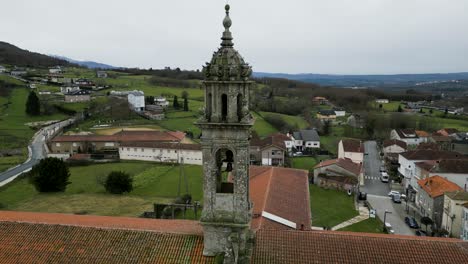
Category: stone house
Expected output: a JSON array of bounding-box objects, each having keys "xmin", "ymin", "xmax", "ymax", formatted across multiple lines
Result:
[
  {"xmin": 313, "ymin": 158, "xmax": 362, "ymax": 190},
  {"xmin": 338, "ymin": 139, "xmax": 364, "ymax": 164},
  {"xmin": 450, "ymin": 132, "xmax": 468, "ymax": 155},
  {"xmin": 250, "ymin": 133, "xmax": 288, "ymax": 166},
  {"xmin": 442, "ymin": 191, "xmax": 468, "ymax": 238},
  {"xmin": 64, "ymin": 90, "xmax": 91, "ymax": 103},
  {"xmin": 416, "ymin": 175, "xmax": 462, "ymax": 229}
]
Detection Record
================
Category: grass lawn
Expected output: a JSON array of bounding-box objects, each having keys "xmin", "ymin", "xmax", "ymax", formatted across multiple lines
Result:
[
  {"xmin": 339, "ymin": 217, "xmax": 384, "ymax": 234},
  {"xmin": 291, "ymin": 157, "xmax": 319, "ymax": 171},
  {"xmin": 309, "ymin": 184, "xmax": 358, "ymax": 228},
  {"xmin": 319, "ymin": 126, "xmax": 345, "ymax": 155},
  {"xmin": 259, "ymin": 111, "xmax": 309, "ymax": 130},
  {"xmin": 0, "ymin": 154, "xmax": 27, "ymax": 173},
  {"xmin": 0, "ymin": 162, "xmax": 204, "ymax": 217},
  {"xmin": 252, "ymin": 112, "xmax": 278, "ymax": 138}
]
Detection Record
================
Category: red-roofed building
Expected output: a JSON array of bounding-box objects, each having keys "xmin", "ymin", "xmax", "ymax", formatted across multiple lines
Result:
[
  {"xmin": 415, "ymin": 159, "xmax": 468, "ymax": 189},
  {"xmin": 417, "ymin": 176, "xmax": 462, "ymax": 228},
  {"xmin": 383, "ymin": 139, "xmax": 407, "ymax": 161},
  {"xmin": 313, "ymin": 158, "xmax": 363, "ymax": 190},
  {"xmin": 338, "ymin": 139, "xmax": 364, "ymax": 164},
  {"xmin": 250, "ymin": 133, "xmax": 289, "ymax": 166}
]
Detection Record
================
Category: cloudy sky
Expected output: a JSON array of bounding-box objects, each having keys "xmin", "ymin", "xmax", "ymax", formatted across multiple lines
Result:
[{"xmin": 1, "ymin": 0, "xmax": 467, "ymax": 74}]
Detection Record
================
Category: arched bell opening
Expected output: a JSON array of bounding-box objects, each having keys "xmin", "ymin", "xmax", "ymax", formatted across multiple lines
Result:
[{"xmin": 215, "ymin": 148, "xmax": 234, "ymax": 193}]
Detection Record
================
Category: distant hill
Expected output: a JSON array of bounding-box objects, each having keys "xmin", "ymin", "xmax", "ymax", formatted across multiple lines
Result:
[
  {"xmin": 253, "ymin": 72, "xmax": 468, "ymax": 87},
  {"xmin": 0, "ymin": 41, "xmax": 73, "ymax": 68},
  {"xmin": 51, "ymin": 55, "xmax": 118, "ymax": 69}
]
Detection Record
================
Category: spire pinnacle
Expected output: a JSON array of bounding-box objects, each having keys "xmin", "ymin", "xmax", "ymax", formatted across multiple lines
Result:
[{"xmin": 221, "ymin": 4, "xmax": 234, "ymax": 47}]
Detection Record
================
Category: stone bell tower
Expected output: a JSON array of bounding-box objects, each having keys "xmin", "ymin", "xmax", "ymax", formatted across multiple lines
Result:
[{"xmin": 197, "ymin": 4, "xmax": 254, "ymax": 262}]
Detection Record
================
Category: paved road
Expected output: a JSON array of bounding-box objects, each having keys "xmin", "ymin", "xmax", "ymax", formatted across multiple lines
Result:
[
  {"xmin": 0, "ymin": 119, "xmax": 75, "ymax": 186},
  {"xmin": 368, "ymin": 194, "xmax": 414, "ymax": 235},
  {"xmin": 361, "ymin": 141, "xmax": 389, "ymax": 196}
]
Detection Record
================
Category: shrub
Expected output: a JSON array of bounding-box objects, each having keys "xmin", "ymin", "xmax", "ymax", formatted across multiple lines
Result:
[
  {"xmin": 29, "ymin": 157, "xmax": 70, "ymax": 192},
  {"xmin": 105, "ymin": 171, "xmax": 133, "ymax": 194}
]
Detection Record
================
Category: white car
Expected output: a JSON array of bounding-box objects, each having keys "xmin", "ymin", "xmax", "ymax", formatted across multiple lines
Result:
[
  {"xmin": 380, "ymin": 172, "xmax": 389, "ymax": 183},
  {"xmin": 385, "ymin": 222, "xmax": 395, "ymax": 234},
  {"xmin": 388, "ymin": 191, "xmax": 400, "ymax": 197}
]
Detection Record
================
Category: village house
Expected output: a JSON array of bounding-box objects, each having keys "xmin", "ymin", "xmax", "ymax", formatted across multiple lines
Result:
[
  {"xmin": 438, "ymin": 128, "xmax": 459, "ymax": 137},
  {"xmin": 415, "ymin": 130, "xmax": 430, "ymax": 143},
  {"xmin": 10, "ymin": 69, "xmax": 27, "ymax": 76},
  {"xmin": 313, "ymin": 158, "xmax": 362, "ymax": 190},
  {"xmin": 64, "ymin": 90, "xmax": 91, "ymax": 103},
  {"xmin": 333, "ymin": 107, "xmax": 346, "ymax": 117},
  {"xmin": 49, "ymin": 66, "xmax": 63, "ymax": 74},
  {"xmin": 0, "ymin": 65, "xmax": 6, "ymax": 73},
  {"xmin": 49, "ymin": 130, "xmax": 185, "ymax": 157},
  {"xmin": 143, "ymin": 105, "xmax": 165, "ymax": 120},
  {"xmin": 405, "ymin": 102, "xmax": 421, "ymax": 112},
  {"xmin": 347, "ymin": 114, "xmax": 364, "ymax": 128},
  {"xmin": 127, "ymin": 90, "xmax": 145, "ymax": 112},
  {"xmin": 451, "ymin": 132, "xmax": 468, "ymax": 155},
  {"xmin": 416, "ymin": 175, "xmax": 462, "ymax": 230},
  {"xmin": 430, "ymin": 132, "xmax": 453, "ymax": 151},
  {"xmin": 414, "ymin": 159, "xmax": 468, "ymax": 190},
  {"xmin": 462, "ymin": 204, "xmax": 468, "ymax": 241},
  {"xmin": 60, "ymin": 85, "xmax": 80, "ymax": 94},
  {"xmin": 316, "ymin": 110, "xmax": 336, "ymax": 121},
  {"xmin": 312, "ymin": 96, "xmax": 328, "ymax": 105},
  {"xmin": 390, "ymin": 128, "xmax": 424, "ymax": 146},
  {"xmin": 338, "ymin": 139, "xmax": 364, "ymax": 164},
  {"xmin": 442, "ymin": 191, "xmax": 468, "ymax": 238},
  {"xmin": 375, "ymin": 99, "xmax": 390, "ymax": 104},
  {"xmin": 398, "ymin": 150, "xmax": 463, "ymax": 193},
  {"xmin": 154, "ymin": 96, "xmax": 170, "ymax": 108},
  {"xmin": 74, "ymin": 78, "xmax": 94, "ymax": 86},
  {"xmin": 119, "ymin": 142, "xmax": 202, "ymax": 165},
  {"xmin": 96, "ymin": 71, "xmax": 108, "ymax": 78},
  {"xmin": 290, "ymin": 129, "xmax": 320, "ymax": 151},
  {"xmin": 383, "ymin": 139, "xmax": 407, "ymax": 158},
  {"xmin": 250, "ymin": 133, "xmax": 289, "ymax": 166}
]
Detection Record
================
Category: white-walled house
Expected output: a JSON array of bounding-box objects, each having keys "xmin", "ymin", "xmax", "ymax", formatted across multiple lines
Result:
[
  {"xmin": 390, "ymin": 129, "xmax": 424, "ymax": 146},
  {"xmin": 442, "ymin": 191, "xmax": 468, "ymax": 239},
  {"xmin": 338, "ymin": 139, "xmax": 364, "ymax": 164},
  {"xmin": 398, "ymin": 150, "xmax": 463, "ymax": 191},
  {"xmin": 128, "ymin": 91, "xmax": 145, "ymax": 112},
  {"xmin": 291, "ymin": 130, "xmax": 320, "ymax": 151},
  {"xmin": 383, "ymin": 139, "xmax": 407, "ymax": 155},
  {"xmin": 462, "ymin": 205, "xmax": 468, "ymax": 241},
  {"xmin": 154, "ymin": 97, "xmax": 170, "ymax": 108},
  {"xmin": 61, "ymin": 85, "xmax": 81, "ymax": 94},
  {"xmin": 376, "ymin": 99, "xmax": 389, "ymax": 104},
  {"xmin": 0, "ymin": 65, "xmax": 6, "ymax": 73},
  {"xmin": 119, "ymin": 142, "xmax": 202, "ymax": 165},
  {"xmin": 333, "ymin": 108, "xmax": 346, "ymax": 117},
  {"xmin": 414, "ymin": 159, "xmax": 468, "ymax": 190}
]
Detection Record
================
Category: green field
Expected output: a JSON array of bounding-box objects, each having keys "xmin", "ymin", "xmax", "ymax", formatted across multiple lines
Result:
[
  {"xmin": 291, "ymin": 157, "xmax": 319, "ymax": 171},
  {"xmin": 0, "ymin": 162, "xmax": 204, "ymax": 217},
  {"xmin": 339, "ymin": 218, "xmax": 384, "ymax": 233},
  {"xmin": 259, "ymin": 111, "xmax": 309, "ymax": 130},
  {"xmin": 252, "ymin": 112, "xmax": 278, "ymax": 137},
  {"xmin": 309, "ymin": 184, "xmax": 358, "ymax": 228}
]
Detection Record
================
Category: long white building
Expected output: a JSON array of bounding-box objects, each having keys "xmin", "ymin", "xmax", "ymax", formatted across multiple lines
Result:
[{"xmin": 119, "ymin": 142, "xmax": 202, "ymax": 165}]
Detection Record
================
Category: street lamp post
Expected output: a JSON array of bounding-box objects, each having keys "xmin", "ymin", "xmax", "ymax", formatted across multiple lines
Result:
[{"xmin": 383, "ymin": 210, "xmax": 392, "ymax": 232}]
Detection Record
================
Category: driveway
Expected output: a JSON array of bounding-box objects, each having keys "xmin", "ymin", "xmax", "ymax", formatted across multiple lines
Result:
[{"xmin": 0, "ymin": 118, "xmax": 75, "ymax": 186}]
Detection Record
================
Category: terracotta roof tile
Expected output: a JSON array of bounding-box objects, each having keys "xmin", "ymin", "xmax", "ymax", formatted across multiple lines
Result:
[
  {"xmin": 341, "ymin": 139, "xmax": 364, "ymax": 153},
  {"xmin": 52, "ymin": 130, "xmax": 185, "ymax": 143},
  {"xmin": 121, "ymin": 142, "xmax": 201, "ymax": 151},
  {"xmin": 251, "ymin": 230, "xmax": 468, "ymax": 264},
  {"xmin": 383, "ymin": 139, "xmax": 407, "ymax": 149},
  {"xmin": 315, "ymin": 158, "xmax": 362, "ymax": 176},
  {"xmin": 0, "ymin": 221, "xmax": 213, "ymax": 264},
  {"xmin": 418, "ymin": 175, "xmax": 462, "ymax": 198},
  {"xmin": 415, "ymin": 130, "xmax": 430, "ymax": 137},
  {"xmin": 249, "ymin": 166, "xmax": 311, "ymax": 231},
  {"xmin": 401, "ymin": 150, "xmax": 464, "ymax": 160},
  {"xmin": 250, "ymin": 133, "xmax": 289, "ymax": 150}
]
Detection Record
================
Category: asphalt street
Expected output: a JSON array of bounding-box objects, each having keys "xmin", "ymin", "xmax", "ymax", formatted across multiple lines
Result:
[{"xmin": 0, "ymin": 119, "xmax": 74, "ymax": 186}]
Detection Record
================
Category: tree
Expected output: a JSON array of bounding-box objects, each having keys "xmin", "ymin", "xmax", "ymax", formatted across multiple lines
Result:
[
  {"xmin": 29, "ymin": 157, "xmax": 70, "ymax": 192},
  {"xmin": 173, "ymin": 95, "xmax": 180, "ymax": 109},
  {"xmin": 183, "ymin": 97, "xmax": 189, "ymax": 111},
  {"xmin": 181, "ymin": 90, "xmax": 189, "ymax": 100},
  {"xmin": 105, "ymin": 171, "xmax": 133, "ymax": 194},
  {"xmin": 379, "ymin": 104, "xmax": 383, "ymax": 110},
  {"xmin": 26, "ymin": 90, "xmax": 40, "ymax": 115},
  {"xmin": 365, "ymin": 118, "xmax": 376, "ymax": 139},
  {"xmin": 421, "ymin": 216, "xmax": 434, "ymax": 233},
  {"xmin": 397, "ymin": 105, "xmax": 403, "ymax": 112},
  {"xmin": 322, "ymin": 120, "xmax": 332, "ymax": 136},
  {"xmin": 145, "ymin": 96, "xmax": 155, "ymax": 105},
  {"xmin": 429, "ymin": 109, "xmax": 433, "ymax": 114}
]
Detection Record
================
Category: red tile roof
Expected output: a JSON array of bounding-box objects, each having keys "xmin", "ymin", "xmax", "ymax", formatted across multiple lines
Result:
[
  {"xmin": 249, "ymin": 166, "xmax": 311, "ymax": 231},
  {"xmin": 418, "ymin": 175, "xmax": 463, "ymax": 198},
  {"xmin": 121, "ymin": 142, "xmax": 201, "ymax": 151},
  {"xmin": 383, "ymin": 139, "xmax": 407, "ymax": 149},
  {"xmin": 416, "ymin": 142, "xmax": 441, "ymax": 150},
  {"xmin": 0, "ymin": 221, "xmax": 213, "ymax": 264},
  {"xmin": 415, "ymin": 130, "xmax": 430, "ymax": 137},
  {"xmin": 314, "ymin": 158, "xmax": 362, "ymax": 176},
  {"xmin": 251, "ymin": 230, "xmax": 468, "ymax": 264},
  {"xmin": 438, "ymin": 128, "xmax": 459, "ymax": 136},
  {"xmin": 341, "ymin": 139, "xmax": 364, "ymax": 153},
  {"xmin": 52, "ymin": 130, "xmax": 185, "ymax": 143},
  {"xmin": 250, "ymin": 133, "xmax": 289, "ymax": 150},
  {"xmin": 400, "ymin": 150, "xmax": 464, "ymax": 160}
]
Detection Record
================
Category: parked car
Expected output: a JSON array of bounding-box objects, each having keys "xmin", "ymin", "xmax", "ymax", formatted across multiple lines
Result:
[
  {"xmin": 381, "ymin": 172, "xmax": 389, "ymax": 183},
  {"xmin": 405, "ymin": 217, "xmax": 419, "ymax": 229},
  {"xmin": 379, "ymin": 166, "xmax": 387, "ymax": 172},
  {"xmin": 392, "ymin": 193, "xmax": 402, "ymax": 203},
  {"xmin": 388, "ymin": 190, "xmax": 400, "ymax": 197},
  {"xmin": 416, "ymin": 230, "xmax": 427, "ymax": 236},
  {"xmin": 385, "ymin": 222, "xmax": 395, "ymax": 234}
]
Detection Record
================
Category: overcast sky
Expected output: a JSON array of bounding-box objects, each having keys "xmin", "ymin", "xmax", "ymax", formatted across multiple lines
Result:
[{"xmin": 1, "ymin": 0, "xmax": 467, "ymax": 74}]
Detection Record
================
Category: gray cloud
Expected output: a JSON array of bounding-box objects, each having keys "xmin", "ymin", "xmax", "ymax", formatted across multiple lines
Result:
[{"xmin": 1, "ymin": 0, "xmax": 467, "ymax": 74}]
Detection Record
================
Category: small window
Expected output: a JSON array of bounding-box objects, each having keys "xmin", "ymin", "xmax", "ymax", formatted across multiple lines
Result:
[{"xmin": 221, "ymin": 94, "xmax": 228, "ymax": 121}]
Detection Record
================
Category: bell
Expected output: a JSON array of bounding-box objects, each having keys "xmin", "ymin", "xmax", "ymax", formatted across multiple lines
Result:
[{"xmin": 226, "ymin": 162, "xmax": 233, "ymax": 172}]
